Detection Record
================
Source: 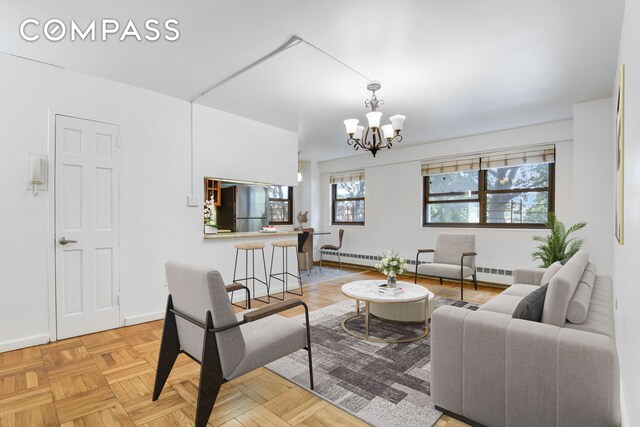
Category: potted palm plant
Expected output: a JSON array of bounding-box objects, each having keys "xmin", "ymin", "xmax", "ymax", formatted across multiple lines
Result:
[{"xmin": 531, "ymin": 213, "xmax": 587, "ymax": 268}]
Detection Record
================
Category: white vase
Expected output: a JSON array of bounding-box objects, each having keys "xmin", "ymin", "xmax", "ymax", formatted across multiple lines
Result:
[{"xmin": 205, "ymin": 225, "xmax": 218, "ymax": 234}]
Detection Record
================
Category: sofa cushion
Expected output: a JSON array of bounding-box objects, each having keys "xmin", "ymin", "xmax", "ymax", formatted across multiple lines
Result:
[
  {"xmin": 565, "ymin": 275, "xmax": 615, "ymax": 339},
  {"xmin": 541, "ymin": 250, "xmax": 589, "ymax": 327},
  {"xmin": 479, "ymin": 294, "xmax": 524, "ymax": 315},
  {"xmin": 567, "ymin": 262, "xmax": 597, "ymax": 324},
  {"xmin": 512, "ymin": 284, "xmax": 548, "ymax": 322},
  {"xmin": 502, "ymin": 284, "xmax": 540, "ymax": 297},
  {"xmin": 540, "ymin": 261, "xmax": 562, "ymax": 286}
]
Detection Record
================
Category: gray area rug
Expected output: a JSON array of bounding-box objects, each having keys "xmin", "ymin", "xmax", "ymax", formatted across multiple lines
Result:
[
  {"xmin": 300, "ymin": 266, "xmax": 365, "ymax": 286},
  {"xmin": 267, "ymin": 297, "xmax": 479, "ymax": 427}
]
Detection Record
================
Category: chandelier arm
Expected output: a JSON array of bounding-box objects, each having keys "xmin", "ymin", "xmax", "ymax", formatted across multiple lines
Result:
[
  {"xmin": 362, "ymin": 126, "xmax": 371, "ymax": 149},
  {"xmin": 375, "ymin": 127, "xmax": 389, "ymax": 150}
]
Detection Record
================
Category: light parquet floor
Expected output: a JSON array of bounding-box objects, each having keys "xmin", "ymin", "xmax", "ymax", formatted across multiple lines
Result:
[{"xmin": 0, "ymin": 266, "xmax": 501, "ymax": 427}]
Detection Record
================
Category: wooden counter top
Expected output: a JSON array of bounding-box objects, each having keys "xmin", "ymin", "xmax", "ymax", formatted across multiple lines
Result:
[{"xmin": 203, "ymin": 230, "xmax": 301, "ymax": 240}]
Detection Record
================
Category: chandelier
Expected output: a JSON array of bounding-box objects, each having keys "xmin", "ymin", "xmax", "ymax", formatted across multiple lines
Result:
[{"xmin": 343, "ymin": 81, "xmax": 406, "ymax": 157}]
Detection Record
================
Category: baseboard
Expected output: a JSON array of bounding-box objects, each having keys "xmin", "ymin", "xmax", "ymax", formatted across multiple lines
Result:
[
  {"xmin": 124, "ymin": 311, "xmax": 165, "ymax": 326},
  {"xmin": 620, "ymin": 386, "xmax": 630, "ymax": 427},
  {"xmin": 435, "ymin": 406, "xmax": 487, "ymax": 427},
  {"xmin": 317, "ymin": 259, "xmax": 508, "ymax": 289},
  {"xmin": 0, "ymin": 334, "xmax": 50, "ymax": 353}
]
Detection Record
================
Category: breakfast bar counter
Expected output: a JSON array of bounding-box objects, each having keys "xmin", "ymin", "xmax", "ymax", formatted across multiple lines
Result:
[{"xmin": 203, "ymin": 230, "xmax": 300, "ymax": 240}]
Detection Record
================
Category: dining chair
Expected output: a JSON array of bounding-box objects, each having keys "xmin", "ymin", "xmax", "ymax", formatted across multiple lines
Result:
[{"xmin": 320, "ymin": 228, "xmax": 344, "ymax": 269}]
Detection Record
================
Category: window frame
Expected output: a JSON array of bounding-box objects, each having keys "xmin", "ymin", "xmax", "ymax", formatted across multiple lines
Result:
[
  {"xmin": 331, "ymin": 182, "xmax": 365, "ymax": 226},
  {"xmin": 268, "ymin": 186, "xmax": 294, "ymax": 225},
  {"xmin": 423, "ymin": 163, "xmax": 555, "ymax": 229}
]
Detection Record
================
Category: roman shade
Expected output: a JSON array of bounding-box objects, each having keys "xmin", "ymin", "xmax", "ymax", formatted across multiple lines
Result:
[
  {"xmin": 329, "ymin": 170, "xmax": 365, "ymax": 183},
  {"xmin": 480, "ymin": 145, "xmax": 555, "ymax": 169},
  {"xmin": 421, "ymin": 156, "xmax": 480, "ymax": 176},
  {"xmin": 421, "ymin": 144, "xmax": 555, "ymax": 176}
]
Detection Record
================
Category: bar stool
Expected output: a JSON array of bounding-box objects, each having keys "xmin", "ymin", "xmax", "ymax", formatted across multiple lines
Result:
[
  {"xmin": 269, "ymin": 240, "xmax": 303, "ymax": 300},
  {"xmin": 232, "ymin": 241, "xmax": 269, "ymax": 305}
]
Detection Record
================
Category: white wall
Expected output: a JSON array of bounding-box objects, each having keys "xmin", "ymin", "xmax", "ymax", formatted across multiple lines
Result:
[
  {"xmin": 314, "ymin": 118, "xmax": 615, "ymax": 284},
  {"xmin": 572, "ymin": 99, "xmax": 614, "ymax": 275},
  {"xmin": 612, "ymin": 0, "xmax": 640, "ymax": 424},
  {"xmin": 0, "ymin": 54, "xmax": 298, "ymax": 351}
]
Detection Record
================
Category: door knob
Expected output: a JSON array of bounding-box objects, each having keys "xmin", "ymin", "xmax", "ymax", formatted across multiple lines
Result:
[{"xmin": 58, "ymin": 237, "xmax": 77, "ymax": 245}]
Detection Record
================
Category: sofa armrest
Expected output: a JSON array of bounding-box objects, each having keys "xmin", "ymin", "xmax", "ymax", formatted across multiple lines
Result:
[
  {"xmin": 431, "ymin": 306, "xmax": 620, "ymax": 427},
  {"xmin": 513, "ymin": 266, "xmax": 547, "ymax": 285}
]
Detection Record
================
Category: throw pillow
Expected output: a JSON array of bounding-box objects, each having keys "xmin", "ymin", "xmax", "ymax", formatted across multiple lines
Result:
[
  {"xmin": 512, "ymin": 284, "xmax": 549, "ymax": 322},
  {"xmin": 540, "ymin": 261, "xmax": 562, "ymax": 285}
]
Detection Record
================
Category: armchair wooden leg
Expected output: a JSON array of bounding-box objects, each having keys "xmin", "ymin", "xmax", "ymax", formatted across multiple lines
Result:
[
  {"xmin": 153, "ymin": 295, "xmax": 181, "ymax": 401},
  {"xmin": 195, "ymin": 312, "xmax": 225, "ymax": 427},
  {"xmin": 473, "ymin": 272, "xmax": 478, "ymax": 290},
  {"xmin": 439, "ymin": 277, "xmax": 443, "ymax": 285}
]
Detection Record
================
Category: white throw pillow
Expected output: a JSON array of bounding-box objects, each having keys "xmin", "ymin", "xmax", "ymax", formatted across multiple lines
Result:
[{"xmin": 540, "ymin": 261, "xmax": 563, "ymax": 285}]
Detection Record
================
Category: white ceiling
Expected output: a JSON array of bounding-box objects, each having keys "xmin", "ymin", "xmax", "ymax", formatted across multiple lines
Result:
[{"xmin": 0, "ymin": 0, "xmax": 625, "ymax": 160}]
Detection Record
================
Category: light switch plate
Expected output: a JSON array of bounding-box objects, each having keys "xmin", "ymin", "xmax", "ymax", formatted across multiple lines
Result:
[{"xmin": 186, "ymin": 195, "xmax": 200, "ymax": 207}]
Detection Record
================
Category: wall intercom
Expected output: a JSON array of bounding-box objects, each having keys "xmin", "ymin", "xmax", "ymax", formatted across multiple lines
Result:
[{"xmin": 27, "ymin": 153, "xmax": 48, "ymax": 196}]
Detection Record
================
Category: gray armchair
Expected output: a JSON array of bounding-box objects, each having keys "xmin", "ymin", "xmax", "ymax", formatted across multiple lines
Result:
[
  {"xmin": 153, "ymin": 262, "xmax": 313, "ymax": 427},
  {"xmin": 414, "ymin": 233, "xmax": 477, "ymax": 300}
]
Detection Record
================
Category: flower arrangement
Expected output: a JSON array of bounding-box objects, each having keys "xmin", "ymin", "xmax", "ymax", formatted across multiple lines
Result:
[
  {"xmin": 376, "ymin": 251, "xmax": 407, "ymax": 285},
  {"xmin": 203, "ymin": 197, "xmax": 217, "ymax": 227},
  {"xmin": 297, "ymin": 210, "xmax": 309, "ymax": 228}
]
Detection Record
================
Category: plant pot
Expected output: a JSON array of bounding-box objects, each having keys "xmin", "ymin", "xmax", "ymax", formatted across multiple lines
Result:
[
  {"xmin": 205, "ymin": 225, "xmax": 218, "ymax": 234},
  {"xmin": 386, "ymin": 276, "xmax": 397, "ymax": 287}
]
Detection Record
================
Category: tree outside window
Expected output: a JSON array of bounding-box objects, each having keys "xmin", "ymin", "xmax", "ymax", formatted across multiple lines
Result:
[
  {"xmin": 424, "ymin": 162, "xmax": 553, "ymax": 227},
  {"xmin": 269, "ymin": 186, "xmax": 293, "ymax": 224},
  {"xmin": 332, "ymin": 180, "xmax": 365, "ymax": 225}
]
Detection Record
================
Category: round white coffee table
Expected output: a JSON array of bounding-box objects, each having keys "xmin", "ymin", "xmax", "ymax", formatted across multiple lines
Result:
[{"xmin": 341, "ymin": 280, "xmax": 434, "ymax": 343}]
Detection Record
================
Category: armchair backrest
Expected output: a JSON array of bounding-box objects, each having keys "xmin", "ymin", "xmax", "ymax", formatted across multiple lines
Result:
[
  {"xmin": 434, "ymin": 233, "xmax": 476, "ymax": 268},
  {"xmin": 165, "ymin": 261, "xmax": 244, "ymax": 376}
]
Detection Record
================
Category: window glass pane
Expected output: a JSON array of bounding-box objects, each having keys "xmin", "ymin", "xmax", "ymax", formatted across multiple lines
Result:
[
  {"xmin": 429, "ymin": 192, "xmax": 478, "ymax": 202},
  {"xmin": 426, "ymin": 202, "xmax": 480, "ymax": 223},
  {"xmin": 485, "ymin": 163, "xmax": 549, "ymax": 190},
  {"xmin": 428, "ymin": 171, "xmax": 479, "ymax": 195},
  {"xmin": 486, "ymin": 192, "xmax": 549, "ymax": 224},
  {"xmin": 269, "ymin": 186, "xmax": 289, "ymax": 199},
  {"xmin": 269, "ymin": 201, "xmax": 289, "ymax": 222},
  {"xmin": 335, "ymin": 200, "xmax": 365, "ymax": 223},
  {"xmin": 335, "ymin": 181, "xmax": 365, "ymax": 199}
]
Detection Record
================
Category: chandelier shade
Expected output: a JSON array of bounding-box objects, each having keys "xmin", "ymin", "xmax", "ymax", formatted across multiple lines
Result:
[
  {"xmin": 365, "ymin": 111, "xmax": 382, "ymax": 129},
  {"xmin": 343, "ymin": 81, "xmax": 405, "ymax": 157},
  {"xmin": 343, "ymin": 119, "xmax": 359, "ymax": 136},
  {"xmin": 389, "ymin": 114, "xmax": 406, "ymax": 132}
]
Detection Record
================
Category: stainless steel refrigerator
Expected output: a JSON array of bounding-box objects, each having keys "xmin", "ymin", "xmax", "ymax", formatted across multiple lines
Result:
[{"xmin": 217, "ymin": 185, "xmax": 269, "ymax": 232}]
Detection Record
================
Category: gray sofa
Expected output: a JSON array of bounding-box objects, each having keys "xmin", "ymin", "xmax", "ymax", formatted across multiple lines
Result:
[{"xmin": 431, "ymin": 250, "xmax": 620, "ymax": 427}]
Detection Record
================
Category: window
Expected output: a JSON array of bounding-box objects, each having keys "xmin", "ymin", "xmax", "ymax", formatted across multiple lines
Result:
[
  {"xmin": 332, "ymin": 180, "xmax": 365, "ymax": 225},
  {"xmin": 423, "ymin": 146, "xmax": 555, "ymax": 228},
  {"xmin": 425, "ymin": 170, "xmax": 480, "ymax": 224},
  {"xmin": 268, "ymin": 186, "xmax": 293, "ymax": 224}
]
